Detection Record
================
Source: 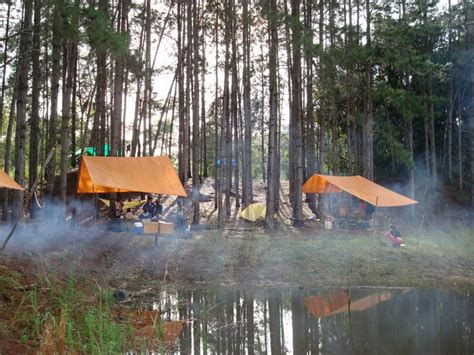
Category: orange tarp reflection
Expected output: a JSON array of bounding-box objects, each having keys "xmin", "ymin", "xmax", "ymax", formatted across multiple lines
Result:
[
  {"xmin": 302, "ymin": 174, "xmax": 418, "ymax": 207},
  {"xmin": 304, "ymin": 292, "xmax": 350, "ymax": 319},
  {"xmin": 0, "ymin": 171, "xmax": 23, "ymax": 190},
  {"xmin": 304, "ymin": 291, "xmax": 406, "ymax": 319},
  {"xmin": 77, "ymin": 156, "xmax": 187, "ymax": 196},
  {"xmin": 329, "ymin": 291, "xmax": 393, "ymax": 316}
]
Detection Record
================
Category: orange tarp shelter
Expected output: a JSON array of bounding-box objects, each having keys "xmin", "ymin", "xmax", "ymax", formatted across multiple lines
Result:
[
  {"xmin": 77, "ymin": 156, "xmax": 187, "ymax": 196},
  {"xmin": 0, "ymin": 171, "xmax": 23, "ymax": 190},
  {"xmin": 302, "ymin": 174, "xmax": 418, "ymax": 207}
]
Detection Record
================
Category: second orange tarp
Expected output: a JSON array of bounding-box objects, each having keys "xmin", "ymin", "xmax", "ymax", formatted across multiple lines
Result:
[{"xmin": 302, "ymin": 174, "xmax": 418, "ymax": 207}]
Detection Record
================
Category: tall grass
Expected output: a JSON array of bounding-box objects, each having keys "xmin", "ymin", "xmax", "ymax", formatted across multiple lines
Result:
[{"xmin": 1, "ymin": 271, "xmax": 132, "ymax": 352}]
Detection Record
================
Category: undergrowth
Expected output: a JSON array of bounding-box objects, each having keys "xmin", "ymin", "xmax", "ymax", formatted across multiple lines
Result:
[{"xmin": 0, "ymin": 270, "xmax": 133, "ymax": 353}]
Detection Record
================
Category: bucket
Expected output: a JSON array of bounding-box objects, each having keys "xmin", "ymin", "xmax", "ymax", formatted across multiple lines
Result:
[
  {"xmin": 134, "ymin": 222, "xmax": 143, "ymax": 235},
  {"xmin": 324, "ymin": 221, "xmax": 333, "ymax": 230}
]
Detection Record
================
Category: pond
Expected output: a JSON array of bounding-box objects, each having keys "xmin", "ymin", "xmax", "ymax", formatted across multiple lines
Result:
[{"xmin": 147, "ymin": 287, "xmax": 473, "ymax": 354}]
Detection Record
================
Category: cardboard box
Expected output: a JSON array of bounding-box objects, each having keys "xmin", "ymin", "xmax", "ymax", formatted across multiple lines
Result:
[
  {"xmin": 159, "ymin": 221, "xmax": 174, "ymax": 235},
  {"xmin": 143, "ymin": 221, "xmax": 159, "ymax": 234}
]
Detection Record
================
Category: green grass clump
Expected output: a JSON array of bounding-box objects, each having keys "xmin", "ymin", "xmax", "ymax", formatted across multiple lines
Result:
[{"xmin": 0, "ymin": 270, "xmax": 132, "ymax": 353}]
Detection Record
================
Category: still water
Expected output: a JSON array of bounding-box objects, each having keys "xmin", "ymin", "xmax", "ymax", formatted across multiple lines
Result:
[{"xmin": 149, "ymin": 287, "xmax": 473, "ymax": 354}]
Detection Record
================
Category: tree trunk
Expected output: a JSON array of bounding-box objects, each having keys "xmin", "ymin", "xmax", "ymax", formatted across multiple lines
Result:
[
  {"xmin": 458, "ymin": 89, "xmax": 463, "ymax": 192},
  {"xmin": 469, "ymin": 0, "xmax": 474, "ymax": 207},
  {"xmin": 406, "ymin": 115, "xmax": 415, "ymax": 218},
  {"xmin": 231, "ymin": 3, "xmax": 240, "ymax": 210},
  {"xmin": 192, "ymin": 0, "xmax": 201, "ymax": 225},
  {"xmin": 29, "ymin": 0, "xmax": 41, "ymax": 217},
  {"xmin": 447, "ymin": 0, "xmax": 453, "ymax": 181},
  {"xmin": 201, "ymin": 31, "xmax": 208, "ymax": 178},
  {"xmin": 363, "ymin": 0, "xmax": 374, "ymax": 180},
  {"xmin": 429, "ymin": 84, "xmax": 437, "ymax": 185},
  {"xmin": 111, "ymin": 0, "xmax": 128, "ymax": 157},
  {"xmin": 71, "ymin": 50, "xmax": 78, "ymax": 166},
  {"xmin": 424, "ymin": 114, "xmax": 431, "ymax": 174},
  {"xmin": 318, "ymin": 0, "xmax": 325, "ymax": 174},
  {"xmin": 185, "ymin": 0, "xmax": 192, "ymax": 179},
  {"xmin": 329, "ymin": 0, "xmax": 338, "ymax": 174},
  {"xmin": 447, "ymin": 81, "xmax": 454, "ymax": 180},
  {"xmin": 177, "ymin": 0, "xmax": 187, "ymax": 183},
  {"xmin": 305, "ymin": 0, "xmax": 317, "ymax": 213},
  {"xmin": 0, "ymin": 0, "xmax": 12, "ymax": 153},
  {"xmin": 93, "ymin": 0, "xmax": 108, "ymax": 156},
  {"xmin": 13, "ymin": 0, "xmax": 33, "ymax": 220},
  {"xmin": 3, "ymin": 84, "xmax": 17, "ymax": 222},
  {"xmin": 145, "ymin": 0, "xmax": 152, "ymax": 156},
  {"xmin": 47, "ymin": 0, "xmax": 63, "ymax": 196},
  {"xmin": 284, "ymin": 0, "xmax": 294, "ymax": 204},
  {"xmin": 346, "ymin": 0, "xmax": 355, "ymax": 174},
  {"xmin": 60, "ymin": 1, "xmax": 78, "ymax": 204},
  {"xmin": 242, "ymin": 0, "xmax": 253, "ymax": 207},
  {"xmin": 471, "ymin": 68, "xmax": 474, "ymax": 208},
  {"xmin": 224, "ymin": 0, "xmax": 233, "ymax": 220},
  {"xmin": 131, "ymin": 27, "xmax": 144, "ymax": 156},
  {"xmin": 260, "ymin": 37, "xmax": 266, "ymax": 181},
  {"xmin": 214, "ymin": 2, "xmax": 220, "ymax": 212},
  {"xmin": 265, "ymin": 0, "xmax": 280, "ymax": 228},
  {"xmin": 122, "ymin": 64, "xmax": 129, "ymax": 156},
  {"xmin": 290, "ymin": 0, "xmax": 303, "ymax": 226}
]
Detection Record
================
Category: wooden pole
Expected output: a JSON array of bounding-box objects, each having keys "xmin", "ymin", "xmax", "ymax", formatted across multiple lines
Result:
[{"xmin": 373, "ymin": 196, "xmax": 378, "ymax": 235}]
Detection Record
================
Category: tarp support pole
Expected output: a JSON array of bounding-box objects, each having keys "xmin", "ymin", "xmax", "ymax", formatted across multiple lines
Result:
[
  {"xmin": 93, "ymin": 186, "xmax": 97, "ymax": 223},
  {"xmin": 373, "ymin": 196, "xmax": 379, "ymax": 235}
]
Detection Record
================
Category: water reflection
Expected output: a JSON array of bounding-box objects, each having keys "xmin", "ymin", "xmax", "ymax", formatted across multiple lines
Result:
[{"xmin": 149, "ymin": 288, "xmax": 473, "ymax": 354}]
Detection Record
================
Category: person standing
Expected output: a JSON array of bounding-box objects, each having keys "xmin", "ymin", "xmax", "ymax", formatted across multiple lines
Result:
[{"xmin": 175, "ymin": 199, "xmax": 187, "ymax": 235}]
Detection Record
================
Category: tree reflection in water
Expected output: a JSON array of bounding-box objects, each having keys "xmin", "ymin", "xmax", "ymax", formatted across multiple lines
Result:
[{"xmin": 150, "ymin": 287, "xmax": 473, "ymax": 354}]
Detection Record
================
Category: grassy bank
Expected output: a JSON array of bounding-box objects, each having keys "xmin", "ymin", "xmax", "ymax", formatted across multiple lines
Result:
[
  {"xmin": 2, "ymin": 224, "xmax": 473, "ymax": 292},
  {"xmin": 162, "ymin": 226, "xmax": 474, "ymax": 290},
  {"xmin": 0, "ymin": 267, "xmax": 133, "ymax": 353}
]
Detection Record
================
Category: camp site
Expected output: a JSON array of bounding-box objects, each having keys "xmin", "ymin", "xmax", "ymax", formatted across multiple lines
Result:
[{"xmin": 1, "ymin": 0, "xmax": 473, "ymax": 353}]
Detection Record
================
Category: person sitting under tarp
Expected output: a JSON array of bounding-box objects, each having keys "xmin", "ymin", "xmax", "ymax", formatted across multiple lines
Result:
[
  {"xmin": 125, "ymin": 208, "xmax": 137, "ymax": 220},
  {"xmin": 140, "ymin": 196, "xmax": 157, "ymax": 220},
  {"xmin": 155, "ymin": 196, "xmax": 163, "ymax": 216},
  {"xmin": 108, "ymin": 197, "xmax": 124, "ymax": 232},
  {"xmin": 385, "ymin": 224, "xmax": 405, "ymax": 247}
]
